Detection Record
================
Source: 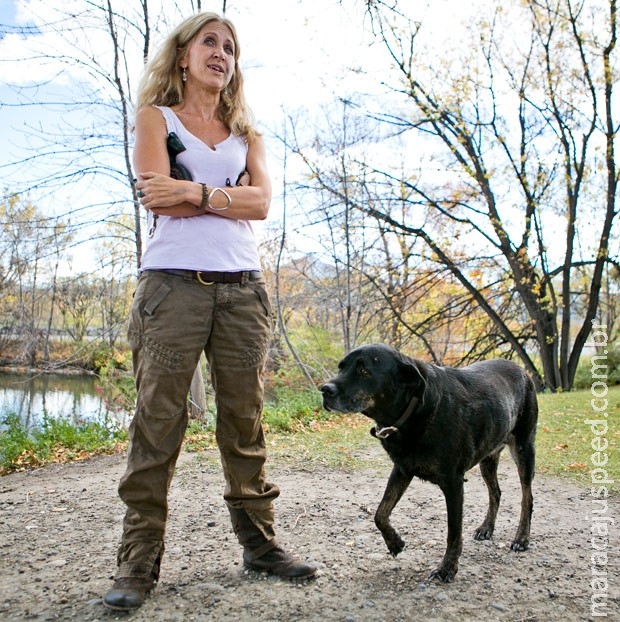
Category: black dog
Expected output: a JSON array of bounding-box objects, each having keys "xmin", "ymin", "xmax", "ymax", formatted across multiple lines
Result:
[{"xmin": 320, "ymin": 344, "xmax": 538, "ymax": 583}]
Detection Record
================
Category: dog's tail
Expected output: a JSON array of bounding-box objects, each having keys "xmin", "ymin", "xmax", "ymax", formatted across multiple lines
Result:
[{"xmin": 516, "ymin": 374, "xmax": 539, "ymax": 445}]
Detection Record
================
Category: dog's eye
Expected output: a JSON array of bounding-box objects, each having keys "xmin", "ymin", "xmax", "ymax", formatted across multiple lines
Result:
[{"xmin": 359, "ymin": 367, "xmax": 370, "ymax": 376}]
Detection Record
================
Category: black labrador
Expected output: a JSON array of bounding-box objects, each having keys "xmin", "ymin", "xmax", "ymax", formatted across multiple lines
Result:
[{"xmin": 320, "ymin": 343, "xmax": 538, "ymax": 583}]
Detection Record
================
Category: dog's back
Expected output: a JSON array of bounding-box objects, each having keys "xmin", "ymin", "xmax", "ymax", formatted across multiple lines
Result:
[{"xmin": 410, "ymin": 358, "xmax": 538, "ymax": 472}]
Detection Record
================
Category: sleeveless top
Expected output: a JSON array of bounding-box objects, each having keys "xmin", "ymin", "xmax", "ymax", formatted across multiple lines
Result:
[{"xmin": 139, "ymin": 106, "xmax": 262, "ymax": 272}]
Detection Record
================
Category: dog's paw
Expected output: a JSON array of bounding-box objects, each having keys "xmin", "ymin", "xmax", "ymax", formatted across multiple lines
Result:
[
  {"xmin": 428, "ymin": 565, "xmax": 457, "ymax": 583},
  {"xmin": 473, "ymin": 525, "xmax": 494, "ymax": 541},
  {"xmin": 384, "ymin": 532, "xmax": 405, "ymax": 557},
  {"xmin": 510, "ymin": 537, "xmax": 530, "ymax": 552}
]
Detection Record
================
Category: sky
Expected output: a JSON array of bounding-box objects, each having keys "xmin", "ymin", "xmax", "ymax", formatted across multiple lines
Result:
[
  {"xmin": 0, "ymin": 0, "xmax": 483, "ymax": 274},
  {"xmin": 0, "ymin": 0, "xmax": 470, "ymax": 151},
  {"xmin": 0, "ymin": 0, "xmax": 395, "ymax": 144}
]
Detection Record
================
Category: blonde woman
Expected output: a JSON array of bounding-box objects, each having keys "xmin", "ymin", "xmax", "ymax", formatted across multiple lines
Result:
[{"xmin": 103, "ymin": 12, "xmax": 316, "ymax": 612}]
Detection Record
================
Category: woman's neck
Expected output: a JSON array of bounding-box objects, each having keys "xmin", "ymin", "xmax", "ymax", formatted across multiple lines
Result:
[{"xmin": 174, "ymin": 88, "xmax": 221, "ymax": 122}]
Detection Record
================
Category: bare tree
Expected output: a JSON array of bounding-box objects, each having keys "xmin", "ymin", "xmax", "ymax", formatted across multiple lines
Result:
[
  {"xmin": 0, "ymin": 1, "xmax": 205, "ymax": 273},
  {"xmin": 278, "ymin": 97, "xmax": 520, "ymax": 371},
  {"xmin": 0, "ymin": 193, "xmax": 73, "ymax": 364},
  {"xmin": 282, "ymin": 100, "xmax": 387, "ymax": 355},
  {"xmin": 344, "ymin": 0, "xmax": 620, "ymax": 390},
  {"xmin": 0, "ymin": 1, "xmax": 234, "ymax": 407}
]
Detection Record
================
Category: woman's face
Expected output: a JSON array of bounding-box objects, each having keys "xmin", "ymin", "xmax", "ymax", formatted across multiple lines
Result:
[{"xmin": 182, "ymin": 21, "xmax": 236, "ymax": 91}]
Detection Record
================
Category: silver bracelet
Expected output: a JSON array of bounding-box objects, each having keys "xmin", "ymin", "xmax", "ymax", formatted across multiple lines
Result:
[{"xmin": 207, "ymin": 186, "xmax": 232, "ymax": 211}]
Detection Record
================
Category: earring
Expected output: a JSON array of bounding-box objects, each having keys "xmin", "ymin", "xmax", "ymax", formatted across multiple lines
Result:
[{"xmin": 182, "ymin": 67, "xmax": 187, "ymax": 82}]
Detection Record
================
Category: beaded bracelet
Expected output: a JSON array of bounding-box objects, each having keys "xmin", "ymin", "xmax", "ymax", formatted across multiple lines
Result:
[{"xmin": 198, "ymin": 183, "xmax": 209, "ymax": 211}]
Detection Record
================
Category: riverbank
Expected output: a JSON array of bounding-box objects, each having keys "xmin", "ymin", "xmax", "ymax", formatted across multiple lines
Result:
[{"xmin": 0, "ymin": 365, "xmax": 96, "ymax": 375}]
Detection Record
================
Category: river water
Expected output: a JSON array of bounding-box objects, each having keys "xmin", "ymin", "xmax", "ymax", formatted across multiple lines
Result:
[{"xmin": 0, "ymin": 372, "xmax": 130, "ymax": 430}]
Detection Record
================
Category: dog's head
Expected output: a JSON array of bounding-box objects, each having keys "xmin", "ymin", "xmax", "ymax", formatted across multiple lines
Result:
[{"xmin": 320, "ymin": 344, "xmax": 427, "ymax": 422}]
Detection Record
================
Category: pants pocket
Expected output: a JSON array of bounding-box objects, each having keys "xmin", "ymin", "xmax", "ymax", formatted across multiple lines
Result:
[
  {"xmin": 254, "ymin": 284, "xmax": 272, "ymax": 318},
  {"xmin": 144, "ymin": 281, "xmax": 173, "ymax": 315}
]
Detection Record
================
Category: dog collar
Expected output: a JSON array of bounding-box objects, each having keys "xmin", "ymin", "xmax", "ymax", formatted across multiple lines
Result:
[{"xmin": 371, "ymin": 395, "xmax": 420, "ymax": 439}]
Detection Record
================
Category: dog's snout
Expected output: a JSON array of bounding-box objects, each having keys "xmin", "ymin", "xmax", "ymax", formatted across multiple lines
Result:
[{"xmin": 320, "ymin": 382, "xmax": 337, "ymax": 397}]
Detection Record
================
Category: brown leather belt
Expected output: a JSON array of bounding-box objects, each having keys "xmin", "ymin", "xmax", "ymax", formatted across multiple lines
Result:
[{"xmin": 153, "ymin": 269, "xmax": 263, "ymax": 285}]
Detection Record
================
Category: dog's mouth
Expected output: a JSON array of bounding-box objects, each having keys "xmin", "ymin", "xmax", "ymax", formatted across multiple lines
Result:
[
  {"xmin": 322, "ymin": 394, "xmax": 374, "ymax": 416},
  {"xmin": 321, "ymin": 397, "xmax": 341, "ymax": 413}
]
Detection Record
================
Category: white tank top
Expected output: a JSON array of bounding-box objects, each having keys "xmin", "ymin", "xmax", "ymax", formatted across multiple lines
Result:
[{"xmin": 139, "ymin": 106, "xmax": 262, "ymax": 272}]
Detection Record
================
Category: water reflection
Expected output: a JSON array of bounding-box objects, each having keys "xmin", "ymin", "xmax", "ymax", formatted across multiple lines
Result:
[{"xmin": 0, "ymin": 373, "xmax": 130, "ymax": 430}]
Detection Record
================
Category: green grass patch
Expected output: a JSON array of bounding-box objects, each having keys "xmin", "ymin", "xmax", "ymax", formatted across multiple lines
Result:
[
  {"xmin": 536, "ymin": 386, "xmax": 619, "ymax": 492},
  {"xmin": 2, "ymin": 385, "xmax": 618, "ymax": 495},
  {"xmin": 262, "ymin": 386, "xmax": 334, "ymax": 432},
  {"xmin": 184, "ymin": 388, "xmax": 375, "ymax": 470},
  {"xmin": 0, "ymin": 412, "xmax": 127, "ymax": 475},
  {"xmin": 265, "ymin": 414, "xmax": 375, "ymax": 471}
]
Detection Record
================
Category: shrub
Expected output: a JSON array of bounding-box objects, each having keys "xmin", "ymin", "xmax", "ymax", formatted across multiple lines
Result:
[
  {"xmin": 262, "ymin": 386, "xmax": 328, "ymax": 433},
  {"xmin": 572, "ymin": 345, "xmax": 620, "ymax": 390}
]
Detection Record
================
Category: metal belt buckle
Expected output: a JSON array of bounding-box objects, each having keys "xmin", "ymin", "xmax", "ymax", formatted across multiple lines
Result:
[{"xmin": 196, "ymin": 271, "xmax": 215, "ymax": 286}]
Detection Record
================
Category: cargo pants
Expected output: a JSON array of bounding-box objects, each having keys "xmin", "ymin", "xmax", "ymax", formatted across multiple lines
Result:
[{"xmin": 115, "ymin": 269, "xmax": 280, "ymax": 581}]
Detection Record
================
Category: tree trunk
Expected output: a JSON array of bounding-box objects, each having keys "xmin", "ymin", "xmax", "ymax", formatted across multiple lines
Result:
[{"xmin": 188, "ymin": 359, "xmax": 207, "ymax": 422}]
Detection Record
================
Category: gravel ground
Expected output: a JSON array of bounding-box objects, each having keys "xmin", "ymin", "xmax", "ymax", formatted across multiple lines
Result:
[{"xmin": 0, "ymin": 442, "xmax": 618, "ymax": 621}]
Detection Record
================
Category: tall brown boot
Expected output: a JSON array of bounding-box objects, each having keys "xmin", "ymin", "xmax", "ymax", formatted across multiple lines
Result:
[
  {"xmin": 229, "ymin": 508, "xmax": 317, "ymax": 579},
  {"xmin": 102, "ymin": 546, "xmax": 162, "ymax": 611},
  {"xmin": 102, "ymin": 576, "xmax": 156, "ymax": 611}
]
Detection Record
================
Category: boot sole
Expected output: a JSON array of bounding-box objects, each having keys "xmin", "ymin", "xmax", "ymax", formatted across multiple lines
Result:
[
  {"xmin": 102, "ymin": 600, "xmax": 144, "ymax": 611},
  {"xmin": 243, "ymin": 563, "xmax": 317, "ymax": 579}
]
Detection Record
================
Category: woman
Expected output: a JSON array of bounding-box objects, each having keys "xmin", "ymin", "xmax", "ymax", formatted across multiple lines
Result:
[{"xmin": 103, "ymin": 12, "xmax": 316, "ymax": 612}]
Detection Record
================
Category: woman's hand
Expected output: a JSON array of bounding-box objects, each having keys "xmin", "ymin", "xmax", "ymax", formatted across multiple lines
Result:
[{"xmin": 136, "ymin": 172, "xmax": 193, "ymax": 212}]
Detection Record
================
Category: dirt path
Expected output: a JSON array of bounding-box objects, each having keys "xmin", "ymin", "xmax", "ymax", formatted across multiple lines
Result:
[{"xmin": 0, "ymin": 442, "xmax": 618, "ymax": 621}]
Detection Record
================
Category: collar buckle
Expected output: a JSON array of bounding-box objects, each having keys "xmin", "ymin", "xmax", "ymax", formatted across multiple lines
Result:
[
  {"xmin": 370, "ymin": 395, "xmax": 420, "ymax": 441},
  {"xmin": 375, "ymin": 426, "xmax": 398, "ymax": 439}
]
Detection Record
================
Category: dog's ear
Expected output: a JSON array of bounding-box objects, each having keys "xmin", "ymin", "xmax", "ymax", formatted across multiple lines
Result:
[{"xmin": 396, "ymin": 353, "xmax": 428, "ymax": 399}]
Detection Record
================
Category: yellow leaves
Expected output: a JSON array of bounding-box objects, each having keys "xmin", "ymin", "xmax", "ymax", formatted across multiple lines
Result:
[
  {"xmin": 469, "ymin": 267, "xmax": 484, "ymax": 282},
  {"xmin": 183, "ymin": 432, "xmax": 217, "ymax": 453},
  {"xmin": 0, "ymin": 442, "xmax": 128, "ymax": 476},
  {"xmin": 8, "ymin": 449, "xmax": 46, "ymax": 472}
]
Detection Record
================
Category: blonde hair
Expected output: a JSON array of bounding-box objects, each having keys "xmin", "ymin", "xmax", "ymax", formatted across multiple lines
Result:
[{"xmin": 135, "ymin": 12, "xmax": 258, "ymax": 141}]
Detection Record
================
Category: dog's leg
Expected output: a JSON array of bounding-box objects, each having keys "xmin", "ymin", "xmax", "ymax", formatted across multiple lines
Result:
[
  {"xmin": 474, "ymin": 452, "xmax": 502, "ymax": 541},
  {"xmin": 429, "ymin": 477, "xmax": 464, "ymax": 583},
  {"xmin": 374, "ymin": 466, "xmax": 413, "ymax": 557},
  {"xmin": 510, "ymin": 436, "xmax": 535, "ymax": 551}
]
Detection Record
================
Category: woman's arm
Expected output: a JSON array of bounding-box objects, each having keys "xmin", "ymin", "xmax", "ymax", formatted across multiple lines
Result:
[{"xmin": 133, "ymin": 106, "xmax": 271, "ymax": 221}]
